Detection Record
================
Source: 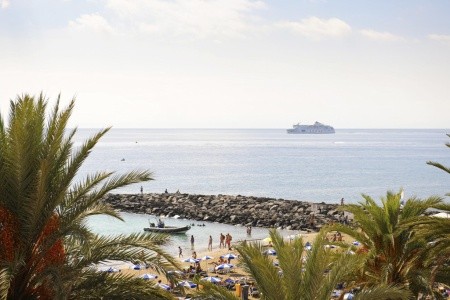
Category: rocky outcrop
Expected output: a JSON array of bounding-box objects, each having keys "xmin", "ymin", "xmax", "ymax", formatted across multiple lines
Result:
[{"xmin": 102, "ymin": 193, "xmax": 342, "ymax": 231}]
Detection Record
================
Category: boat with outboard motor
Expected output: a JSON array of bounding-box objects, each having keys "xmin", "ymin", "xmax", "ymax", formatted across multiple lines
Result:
[
  {"xmin": 287, "ymin": 121, "xmax": 335, "ymax": 134},
  {"xmin": 143, "ymin": 219, "xmax": 191, "ymax": 234}
]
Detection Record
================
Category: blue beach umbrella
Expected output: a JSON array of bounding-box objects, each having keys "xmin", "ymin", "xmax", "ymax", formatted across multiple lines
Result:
[
  {"xmin": 158, "ymin": 283, "xmax": 171, "ymax": 291},
  {"xmin": 352, "ymin": 241, "xmax": 360, "ymax": 246},
  {"xmin": 201, "ymin": 255, "xmax": 214, "ymax": 261},
  {"xmin": 343, "ymin": 293, "xmax": 354, "ymax": 300},
  {"xmin": 215, "ymin": 263, "xmax": 234, "ymax": 270},
  {"xmin": 182, "ymin": 258, "xmax": 201, "ymax": 264},
  {"xmin": 221, "ymin": 253, "xmax": 238, "ymax": 260},
  {"xmin": 178, "ymin": 281, "xmax": 197, "ymax": 288},
  {"xmin": 141, "ymin": 273, "xmax": 158, "ymax": 280},
  {"xmin": 201, "ymin": 276, "xmax": 222, "ymax": 283},
  {"xmin": 305, "ymin": 241, "xmax": 312, "ymax": 251},
  {"xmin": 133, "ymin": 264, "xmax": 145, "ymax": 270},
  {"xmin": 106, "ymin": 267, "xmax": 120, "ymax": 273},
  {"xmin": 263, "ymin": 249, "xmax": 277, "ymax": 256}
]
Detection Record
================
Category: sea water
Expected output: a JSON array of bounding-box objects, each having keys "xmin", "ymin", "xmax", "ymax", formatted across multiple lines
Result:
[{"xmin": 81, "ymin": 128, "xmax": 449, "ymax": 255}]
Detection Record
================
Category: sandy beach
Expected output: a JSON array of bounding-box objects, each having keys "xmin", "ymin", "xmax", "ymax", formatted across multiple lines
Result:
[{"xmin": 100, "ymin": 231, "xmax": 320, "ymax": 298}]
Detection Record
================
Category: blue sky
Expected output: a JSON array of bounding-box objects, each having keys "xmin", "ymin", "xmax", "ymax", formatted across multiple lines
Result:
[{"xmin": 1, "ymin": 0, "xmax": 449, "ymax": 128}]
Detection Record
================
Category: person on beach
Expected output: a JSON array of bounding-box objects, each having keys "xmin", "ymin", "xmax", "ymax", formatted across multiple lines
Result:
[
  {"xmin": 340, "ymin": 198, "xmax": 344, "ymax": 205},
  {"xmin": 192, "ymin": 251, "xmax": 197, "ymax": 259},
  {"xmin": 219, "ymin": 233, "xmax": 225, "ymax": 248},
  {"xmin": 225, "ymin": 233, "xmax": 232, "ymax": 250},
  {"xmin": 178, "ymin": 246, "xmax": 183, "ymax": 258},
  {"xmin": 208, "ymin": 235, "xmax": 213, "ymax": 251},
  {"xmin": 190, "ymin": 235, "xmax": 195, "ymax": 249},
  {"xmin": 140, "ymin": 186, "xmax": 143, "ymax": 194},
  {"xmin": 164, "ymin": 188, "xmax": 168, "ymax": 193}
]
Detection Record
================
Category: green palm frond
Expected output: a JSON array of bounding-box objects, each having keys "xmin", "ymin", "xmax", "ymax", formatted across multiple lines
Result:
[
  {"xmin": 329, "ymin": 189, "xmax": 446, "ymax": 296},
  {"xmin": 191, "ymin": 280, "xmax": 239, "ymax": 300},
  {"xmin": 68, "ymin": 269, "xmax": 173, "ymax": 300},
  {"xmin": 353, "ymin": 284, "xmax": 412, "ymax": 300},
  {"xmin": 0, "ymin": 94, "xmax": 176, "ymax": 299}
]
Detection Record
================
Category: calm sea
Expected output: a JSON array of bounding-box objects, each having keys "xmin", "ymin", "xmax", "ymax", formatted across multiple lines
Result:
[{"xmin": 80, "ymin": 128, "xmax": 449, "ymax": 255}]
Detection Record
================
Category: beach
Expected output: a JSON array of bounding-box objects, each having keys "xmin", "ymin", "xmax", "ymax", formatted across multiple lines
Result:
[{"xmin": 98, "ymin": 231, "xmax": 320, "ymax": 298}]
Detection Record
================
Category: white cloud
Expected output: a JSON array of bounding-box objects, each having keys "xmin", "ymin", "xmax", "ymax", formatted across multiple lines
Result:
[
  {"xmin": 101, "ymin": 0, "xmax": 266, "ymax": 39},
  {"xmin": 68, "ymin": 14, "xmax": 115, "ymax": 34},
  {"xmin": 276, "ymin": 17, "xmax": 351, "ymax": 40},
  {"xmin": 359, "ymin": 29, "xmax": 404, "ymax": 41},
  {"xmin": 428, "ymin": 33, "xmax": 450, "ymax": 44},
  {"xmin": 1, "ymin": 0, "xmax": 10, "ymax": 9}
]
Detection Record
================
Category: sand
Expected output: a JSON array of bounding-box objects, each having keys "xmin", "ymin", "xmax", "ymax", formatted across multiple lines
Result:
[{"xmin": 101, "ymin": 231, "xmax": 321, "ymax": 298}]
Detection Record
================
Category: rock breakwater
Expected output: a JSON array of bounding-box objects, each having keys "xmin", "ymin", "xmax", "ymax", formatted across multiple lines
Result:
[{"xmin": 103, "ymin": 193, "xmax": 342, "ymax": 231}]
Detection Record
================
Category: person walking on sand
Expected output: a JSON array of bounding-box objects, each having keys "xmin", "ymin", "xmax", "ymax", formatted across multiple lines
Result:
[
  {"xmin": 178, "ymin": 246, "xmax": 183, "ymax": 258},
  {"xmin": 208, "ymin": 235, "xmax": 213, "ymax": 251},
  {"xmin": 219, "ymin": 233, "xmax": 225, "ymax": 249},
  {"xmin": 190, "ymin": 235, "xmax": 195, "ymax": 249}
]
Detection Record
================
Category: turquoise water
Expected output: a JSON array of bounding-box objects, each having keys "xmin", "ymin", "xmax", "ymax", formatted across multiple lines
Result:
[{"xmin": 87, "ymin": 212, "xmax": 295, "ymax": 257}]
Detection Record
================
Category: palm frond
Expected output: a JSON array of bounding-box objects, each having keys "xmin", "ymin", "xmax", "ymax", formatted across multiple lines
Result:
[{"xmin": 353, "ymin": 284, "xmax": 412, "ymax": 300}]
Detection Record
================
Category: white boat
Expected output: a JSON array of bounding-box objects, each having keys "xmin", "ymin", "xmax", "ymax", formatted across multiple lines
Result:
[
  {"xmin": 287, "ymin": 121, "xmax": 335, "ymax": 134},
  {"xmin": 143, "ymin": 219, "xmax": 191, "ymax": 234}
]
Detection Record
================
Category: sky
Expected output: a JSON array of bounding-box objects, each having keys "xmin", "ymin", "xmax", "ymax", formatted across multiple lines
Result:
[{"xmin": 0, "ymin": 0, "xmax": 449, "ymax": 128}]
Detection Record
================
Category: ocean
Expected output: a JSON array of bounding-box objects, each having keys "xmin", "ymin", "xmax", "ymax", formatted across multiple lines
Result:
[{"xmin": 80, "ymin": 128, "xmax": 450, "ymax": 255}]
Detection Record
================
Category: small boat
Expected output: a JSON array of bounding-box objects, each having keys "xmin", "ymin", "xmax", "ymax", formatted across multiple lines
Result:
[{"xmin": 143, "ymin": 219, "xmax": 191, "ymax": 234}]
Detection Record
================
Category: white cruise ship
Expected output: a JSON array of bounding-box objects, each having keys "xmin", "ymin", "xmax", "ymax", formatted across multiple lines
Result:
[{"xmin": 287, "ymin": 121, "xmax": 335, "ymax": 134}]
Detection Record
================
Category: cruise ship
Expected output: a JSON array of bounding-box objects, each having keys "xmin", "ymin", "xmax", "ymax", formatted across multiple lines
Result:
[{"xmin": 287, "ymin": 121, "xmax": 335, "ymax": 134}]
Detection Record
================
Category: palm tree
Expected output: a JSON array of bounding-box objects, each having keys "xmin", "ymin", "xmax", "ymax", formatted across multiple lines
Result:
[
  {"xmin": 0, "ymin": 94, "xmax": 179, "ymax": 299},
  {"xmin": 328, "ymin": 190, "xmax": 443, "ymax": 294},
  {"xmin": 427, "ymin": 133, "xmax": 450, "ymax": 196},
  {"xmin": 193, "ymin": 229, "xmax": 410, "ymax": 300}
]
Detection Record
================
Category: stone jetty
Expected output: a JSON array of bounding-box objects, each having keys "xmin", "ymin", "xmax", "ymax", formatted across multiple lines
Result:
[{"xmin": 103, "ymin": 193, "xmax": 344, "ymax": 231}]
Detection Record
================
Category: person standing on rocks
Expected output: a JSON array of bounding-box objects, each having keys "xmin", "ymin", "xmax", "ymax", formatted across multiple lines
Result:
[
  {"xmin": 208, "ymin": 235, "xmax": 213, "ymax": 251},
  {"xmin": 190, "ymin": 235, "xmax": 195, "ymax": 249},
  {"xmin": 178, "ymin": 246, "xmax": 183, "ymax": 258},
  {"xmin": 219, "ymin": 233, "xmax": 225, "ymax": 248}
]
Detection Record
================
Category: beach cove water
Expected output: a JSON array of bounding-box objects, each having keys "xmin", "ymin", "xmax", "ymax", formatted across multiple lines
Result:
[
  {"xmin": 87, "ymin": 212, "xmax": 293, "ymax": 258},
  {"xmin": 81, "ymin": 128, "xmax": 449, "ymax": 254}
]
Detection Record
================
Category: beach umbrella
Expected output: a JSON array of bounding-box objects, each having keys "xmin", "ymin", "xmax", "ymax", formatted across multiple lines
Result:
[
  {"xmin": 182, "ymin": 258, "xmax": 201, "ymax": 264},
  {"xmin": 133, "ymin": 264, "xmax": 144, "ymax": 270},
  {"xmin": 352, "ymin": 241, "xmax": 360, "ymax": 246},
  {"xmin": 215, "ymin": 263, "xmax": 234, "ymax": 270},
  {"xmin": 178, "ymin": 281, "xmax": 197, "ymax": 288},
  {"xmin": 221, "ymin": 253, "xmax": 238, "ymax": 260},
  {"xmin": 263, "ymin": 249, "xmax": 277, "ymax": 256},
  {"xmin": 201, "ymin": 255, "xmax": 214, "ymax": 261},
  {"xmin": 106, "ymin": 267, "xmax": 120, "ymax": 273},
  {"xmin": 343, "ymin": 293, "xmax": 354, "ymax": 300},
  {"xmin": 141, "ymin": 273, "xmax": 158, "ymax": 280},
  {"xmin": 332, "ymin": 290, "xmax": 342, "ymax": 298},
  {"xmin": 273, "ymin": 261, "xmax": 279, "ymax": 266},
  {"xmin": 201, "ymin": 276, "xmax": 222, "ymax": 283},
  {"xmin": 305, "ymin": 242, "xmax": 312, "ymax": 251},
  {"xmin": 158, "ymin": 283, "xmax": 171, "ymax": 291}
]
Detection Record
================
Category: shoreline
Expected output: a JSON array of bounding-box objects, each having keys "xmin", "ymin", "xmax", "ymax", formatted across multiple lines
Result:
[{"xmin": 102, "ymin": 192, "xmax": 346, "ymax": 231}]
